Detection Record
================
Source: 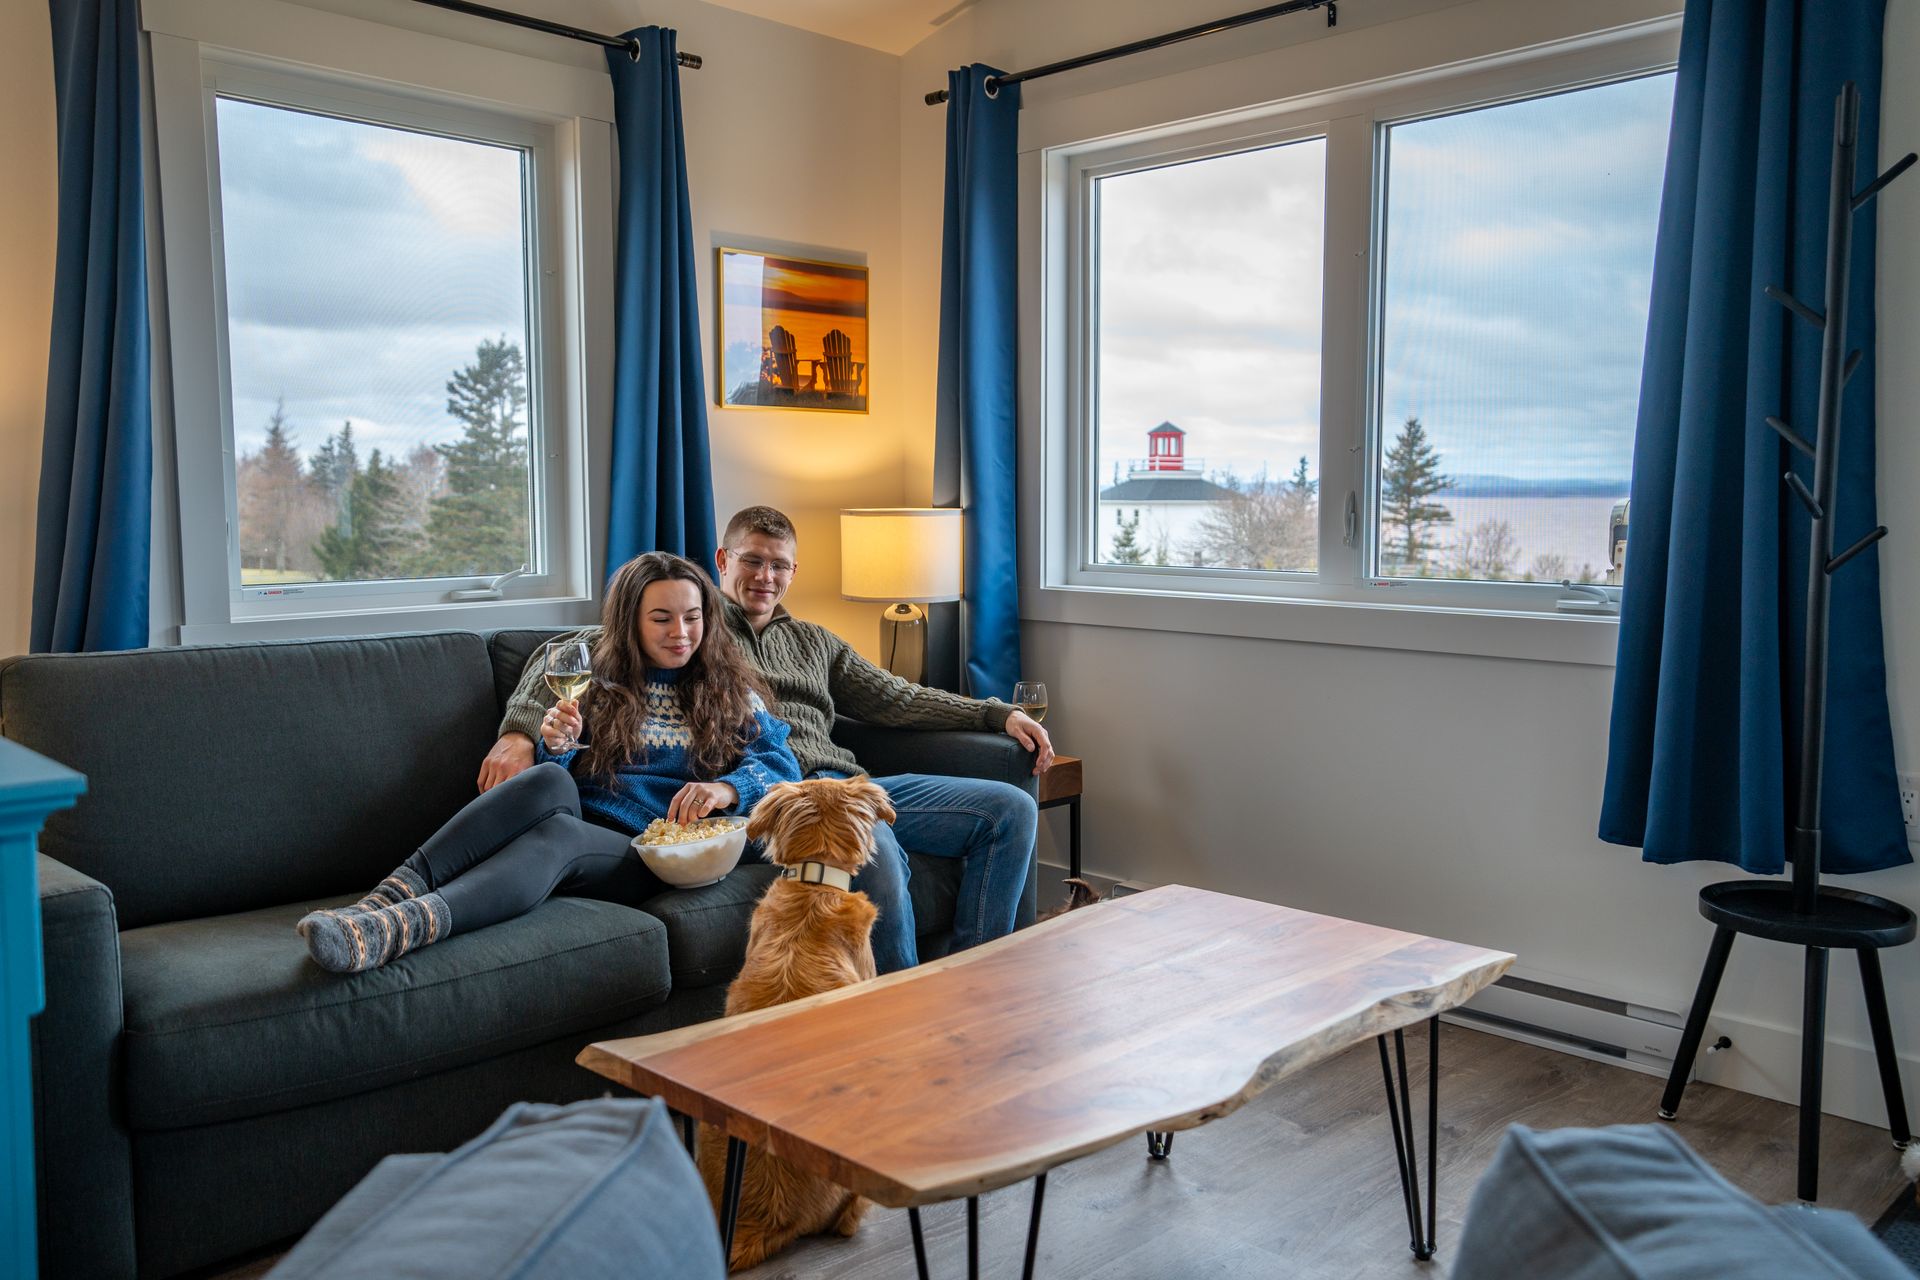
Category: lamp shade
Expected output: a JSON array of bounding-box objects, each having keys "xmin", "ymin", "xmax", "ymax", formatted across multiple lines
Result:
[{"xmin": 840, "ymin": 508, "xmax": 963, "ymax": 602}]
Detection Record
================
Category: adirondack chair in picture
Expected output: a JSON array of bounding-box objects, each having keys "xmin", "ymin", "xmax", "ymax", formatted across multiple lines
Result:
[
  {"xmin": 820, "ymin": 328, "xmax": 866, "ymax": 399},
  {"xmin": 765, "ymin": 325, "xmax": 817, "ymax": 392}
]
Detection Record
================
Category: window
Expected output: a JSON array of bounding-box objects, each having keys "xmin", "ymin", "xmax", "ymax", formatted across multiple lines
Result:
[
  {"xmin": 146, "ymin": 3, "xmax": 608, "ymax": 639},
  {"xmin": 1094, "ymin": 139, "xmax": 1324, "ymax": 573},
  {"xmin": 1046, "ymin": 32, "xmax": 1677, "ymax": 631},
  {"xmin": 1373, "ymin": 77, "xmax": 1671, "ymax": 588},
  {"xmin": 218, "ymin": 98, "xmax": 537, "ymax": 590}
]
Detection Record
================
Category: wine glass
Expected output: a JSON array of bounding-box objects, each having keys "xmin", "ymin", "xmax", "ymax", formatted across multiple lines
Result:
[
  {"xmin": 543, "ymin": 640, "xmax": 592, "ymax": 752},
  {"xmin": 1012, "ymin": 681, "xmax": 1048, "ymax": 724}
]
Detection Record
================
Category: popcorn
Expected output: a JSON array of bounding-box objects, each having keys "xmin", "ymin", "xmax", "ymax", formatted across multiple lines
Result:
[{"xmin": 636, "ymin": 816, "xmax": 746, "ymax": 846}]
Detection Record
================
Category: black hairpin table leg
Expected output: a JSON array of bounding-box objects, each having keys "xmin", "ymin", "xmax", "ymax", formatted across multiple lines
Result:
[
  {"xmin": 903, "ymin": 1175, "xmax": 1053, "ymax": 1280},
  {"xmin": 909, "ymin": 1207, "xmax": 930, "ymax": 1280},
  {"xmin": 1022, "ymin": 1173, "xmax": 1049, "ymax": 1280},
  {"xmin": 1377, "ymin": 1017, "xmax": 1440, "ymax": 1261},
  {"xmin": 719, "ymin": 1136, "xmax": 746, "ymax": 1266},
  {"xmin": 1146, "ymin": 1130, "xmax": 1175, "ymax": 1159}
]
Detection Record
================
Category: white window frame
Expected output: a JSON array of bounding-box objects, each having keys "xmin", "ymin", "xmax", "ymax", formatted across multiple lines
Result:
[
  {"xmin": 1029, "ymin": 15, "xmax": 1681, "ymax": 666},
  {"xmin": 145, "ymin": 0, "xmax": 613, "ymax": 641}
]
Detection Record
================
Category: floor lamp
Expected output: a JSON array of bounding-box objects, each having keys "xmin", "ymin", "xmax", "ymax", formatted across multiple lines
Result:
[{"xmin": 839, "ymin": 508, "xmax": 962, "ymax": 685}]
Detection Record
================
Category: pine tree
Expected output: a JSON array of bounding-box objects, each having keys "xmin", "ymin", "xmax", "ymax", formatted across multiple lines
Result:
[
  {"xmin": 309, "ymin": 422, "xmax": 360, "ymax": 525},
  {"xmin": 1110, "ymin": 510, "xmax": 1146, "ymax": 564},
  {"xmin": 1380, "ymin": 417, "xmax": 1452, "ymax": 573},
  {"xmin": 1289, "ymin": 455, "xmax": 1316, "ymax": 499},
  {"xmin": 421, "ymin": 337, "xmax": 530, "ymax": 577},
  {"xmin": 314, "ymin": 449, "xmax": 407, "ymax": 581}
]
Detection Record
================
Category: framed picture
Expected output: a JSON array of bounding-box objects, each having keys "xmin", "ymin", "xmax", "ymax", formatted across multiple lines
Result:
[{"xmin": 717, "ymin": 247, "xmax": 869, "ymax": 413}]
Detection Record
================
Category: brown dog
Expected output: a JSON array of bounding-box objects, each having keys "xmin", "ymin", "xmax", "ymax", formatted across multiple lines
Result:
[{"xmin": 697, "ymin": 776, "xmax": 896, "ymax": 1272}]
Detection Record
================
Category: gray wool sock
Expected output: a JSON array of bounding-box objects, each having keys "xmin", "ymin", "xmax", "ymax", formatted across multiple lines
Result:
[
  {"xmin": 296, "ymin": 864, "xmax": 429, "ymax": 938},
  {"xmin": 297, "ymin": 893, "xmax": 451, "ymax": 974},
  {"xmin": 349, "ymin": 863, "xmax": 430, "ymax": 913}
]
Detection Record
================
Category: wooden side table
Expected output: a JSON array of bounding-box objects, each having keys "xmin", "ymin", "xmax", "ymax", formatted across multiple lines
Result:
[{"xmin": 1037, "ymin": 755, "xmax": 1082, "ymax": 880}]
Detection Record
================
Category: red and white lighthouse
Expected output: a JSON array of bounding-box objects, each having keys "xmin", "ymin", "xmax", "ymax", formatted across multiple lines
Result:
[{"xmin": 1145, "ymin": 421, "xmax": 1187, "ymax": 471}]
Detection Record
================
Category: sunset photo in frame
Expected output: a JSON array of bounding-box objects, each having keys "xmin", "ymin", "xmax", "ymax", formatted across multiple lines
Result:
[{"xmin": 718, "ymin": 248, "xmax": 869, "ymax": 413}]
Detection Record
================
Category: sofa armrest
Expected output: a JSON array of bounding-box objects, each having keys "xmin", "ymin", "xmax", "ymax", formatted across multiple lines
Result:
[
  {"xmin": 830, "ymin": 719, "xmax": 1038, "ymax": 796},
  {"xmin": 33, "ymin": 854, "xmax": 135, "ymax": 1279}
]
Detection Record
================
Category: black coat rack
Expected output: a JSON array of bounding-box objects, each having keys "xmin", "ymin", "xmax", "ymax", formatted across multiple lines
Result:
[{"xmin": 1658, "ymin": 82, "xmax": 1917, "ymax": 1203}]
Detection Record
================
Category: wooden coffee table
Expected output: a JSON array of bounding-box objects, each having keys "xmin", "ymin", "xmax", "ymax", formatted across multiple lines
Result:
[{"xmin": 579, "ymin": 885, "xmax": 1513, "ymax": 1277}]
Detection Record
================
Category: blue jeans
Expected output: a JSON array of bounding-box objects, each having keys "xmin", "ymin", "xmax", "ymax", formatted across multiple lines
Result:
[{"xmin": 831, "ymin": 773, "xmax": 1037, "ymax": 974}]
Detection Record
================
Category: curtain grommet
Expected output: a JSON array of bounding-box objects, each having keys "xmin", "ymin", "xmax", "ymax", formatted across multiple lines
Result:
[{"xmin": 983, "ymin": 76, "xmax": 1000, "ymax": 99}]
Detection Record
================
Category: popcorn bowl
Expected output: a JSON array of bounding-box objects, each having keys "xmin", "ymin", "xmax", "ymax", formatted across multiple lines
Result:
[{"xmin": 630, "ymin": 817, "xmax": 749, "ymax": 888}]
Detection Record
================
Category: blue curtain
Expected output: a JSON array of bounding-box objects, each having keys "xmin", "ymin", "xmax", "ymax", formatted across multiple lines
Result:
[
  {"xmin": 34, "ymin": 0, "xmax": 151, "ymax": 653},
  {"xmin": 602, "ymin": 28, "xmax": 716, "ymax": 577},
  {"xmin": 934, "ymin": 65, "xmax": 1022, "ymax": 699},
  {"xmin": 1601, "ymin": 0, "xmax": 1906, "ymax": 875}
]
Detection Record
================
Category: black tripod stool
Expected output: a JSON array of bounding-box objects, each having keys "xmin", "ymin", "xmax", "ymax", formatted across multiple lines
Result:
[{"xmin": 1658, "ymin": 881, "xmax": 1914, "ymax": 1202}]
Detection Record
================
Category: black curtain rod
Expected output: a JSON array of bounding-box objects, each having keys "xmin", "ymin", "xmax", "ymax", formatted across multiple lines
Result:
[
  {"xmin": 408, "ymin": 0, "xmax": 703, "ymax": 68},
  {"xmin": 924, "ymin": 0, "xmax": 1335, "ymax": 105}
]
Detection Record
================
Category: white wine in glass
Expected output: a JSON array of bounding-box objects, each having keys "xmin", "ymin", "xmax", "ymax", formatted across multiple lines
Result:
[
  {"xmin": 543, "ymin": 640, "xmax": 592, "ymax": 751},
  {"xmin": 1012, "ymin": 681, "xmax": 1048, "ymax": 724}
]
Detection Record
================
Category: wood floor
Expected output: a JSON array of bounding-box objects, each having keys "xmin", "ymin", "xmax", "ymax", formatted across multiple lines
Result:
[{"xmin": 210, "ymin": 1024, "xmax": 1912, "ymax": 1279}]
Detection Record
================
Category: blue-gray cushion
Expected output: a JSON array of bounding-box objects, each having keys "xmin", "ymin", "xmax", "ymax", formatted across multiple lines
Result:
[
  {"xmin": 1452, "ymin": 1124, "xmax": 1907, "ymax": 1280},
  {"xmin": 266, "ymin": 1097, "xmax": 725, "ymax": 1280},
  {"xmin": 121, "ymin": 895, "xmax": 670, "ymax": 1130}
]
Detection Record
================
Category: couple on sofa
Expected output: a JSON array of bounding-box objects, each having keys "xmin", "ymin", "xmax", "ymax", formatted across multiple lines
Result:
[{"xmin": 297, "ymin": 505, "xmax": 1053, "ymax": 976}]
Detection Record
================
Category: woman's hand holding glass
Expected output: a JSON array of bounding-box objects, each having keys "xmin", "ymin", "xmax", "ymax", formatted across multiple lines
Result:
[{"xmin": 541, "ymin": 701, "xmax": 585, "ymax": 755}]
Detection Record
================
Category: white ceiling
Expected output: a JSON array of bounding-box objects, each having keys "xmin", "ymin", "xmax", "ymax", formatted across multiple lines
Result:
[{"xmin": 698, "ymin": 0, "xmax": 975, "ymax": 56}]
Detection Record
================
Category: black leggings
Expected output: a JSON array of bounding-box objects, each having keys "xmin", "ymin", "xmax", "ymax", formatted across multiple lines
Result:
[{"xmin": 410, "ymin": 763, "xmax": 665, "ymax": 934}]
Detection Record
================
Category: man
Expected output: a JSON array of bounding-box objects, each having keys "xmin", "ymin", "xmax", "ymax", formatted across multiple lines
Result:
[{"xmin": 481, "ymin": 505, "xmax": 1053, "ymax": 973}]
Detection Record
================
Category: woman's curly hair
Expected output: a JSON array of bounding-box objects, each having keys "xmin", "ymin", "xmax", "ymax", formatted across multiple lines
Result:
[{"xmin": 581, "ymin": 552, "xmax": 770, "ymax": 781}]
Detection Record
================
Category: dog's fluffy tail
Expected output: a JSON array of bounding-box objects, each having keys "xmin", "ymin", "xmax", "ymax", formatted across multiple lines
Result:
[{"xmin": 1903, "ymin": 1140, "xmax": 1920, "ymax": 1185}]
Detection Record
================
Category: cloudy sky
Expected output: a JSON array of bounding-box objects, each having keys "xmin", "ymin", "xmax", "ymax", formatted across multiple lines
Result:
[
  {"xmin": 216, "ymin": 97, "xmax": 530, "ymax": 464},
  {"xmin": 1096, "ymin": 71, "xmax": 1675, "ymax": 491}
]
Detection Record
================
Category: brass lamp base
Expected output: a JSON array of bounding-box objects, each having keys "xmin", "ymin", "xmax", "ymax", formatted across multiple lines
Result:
[{"xmin": 878, "ymin": 603, "xmax": 927, "ymax": 684}]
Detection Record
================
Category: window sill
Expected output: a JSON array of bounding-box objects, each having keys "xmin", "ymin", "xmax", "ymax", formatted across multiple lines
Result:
[
  {"xmin": 175, "ymin": 595, "xmax": 598, "ymax": 646},
  {"xmin": 1023, "ymin": 582, "xmax": 1619, "ymax": 668}
]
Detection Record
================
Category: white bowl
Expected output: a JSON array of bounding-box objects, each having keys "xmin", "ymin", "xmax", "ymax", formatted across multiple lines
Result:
[{"xmin": 630, "ymin": 820, "xmax": 749, "ymax": 889}]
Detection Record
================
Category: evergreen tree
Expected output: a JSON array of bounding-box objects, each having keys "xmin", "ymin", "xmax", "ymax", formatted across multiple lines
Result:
[
  {"xmin": 1110, "ymin": 510, "xmax": 1146, "ymax": 564},
  {"xmin": 1289, "ymin": 455, "xmax": 1316, "ymax": 499},
  {"xmin": 1380, "ymin": 417, "xmax": 1452, "ymax": 573},
  {"xmin": 309, "ymin": 421, "xmax": 360, "ymax": 528},
  {"xmin": 314, "ymin": 449, "xmax": 406, "ymax": 581},
  {"xmin": 421, "ymin": 337, "xmax": 530, "ymax": 576}
]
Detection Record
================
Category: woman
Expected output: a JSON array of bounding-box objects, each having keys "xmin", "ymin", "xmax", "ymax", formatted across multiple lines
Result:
[{"xmin": 297, "ymin": 552, "xmax": 800, "ymax": 973}]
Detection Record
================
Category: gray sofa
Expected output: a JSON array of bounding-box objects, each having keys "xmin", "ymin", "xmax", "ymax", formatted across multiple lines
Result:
[{"xmin": 1, "ymin": 628, "xmax": 1037, "ymax": 1279}]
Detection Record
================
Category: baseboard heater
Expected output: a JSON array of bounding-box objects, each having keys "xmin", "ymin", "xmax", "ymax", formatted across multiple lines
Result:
[{"xmin": 1447, "ymin": 975, "xmax": 1693, "ymax": 1079}]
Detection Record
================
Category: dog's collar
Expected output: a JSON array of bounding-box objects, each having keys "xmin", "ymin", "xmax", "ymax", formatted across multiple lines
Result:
[{"xmin": 779, "ymin": 861, "xmax": 854, "ymax": 891}]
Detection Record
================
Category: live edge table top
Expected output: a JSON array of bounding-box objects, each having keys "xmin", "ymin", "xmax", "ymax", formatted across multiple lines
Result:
[{"xmin": 577, "ymin": 885, "xmax": 1514, "ymax": 1209}]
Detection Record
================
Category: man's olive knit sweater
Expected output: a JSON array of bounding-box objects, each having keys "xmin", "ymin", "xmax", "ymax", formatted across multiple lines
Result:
[{"xmin": 499, "ymin": 601, "xmax": 1013, "ymax": 778}]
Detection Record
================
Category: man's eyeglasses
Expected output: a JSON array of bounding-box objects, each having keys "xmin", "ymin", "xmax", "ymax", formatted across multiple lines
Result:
[{"xmin": 732, "ymin": 553, "xmax": 796, "ymax": 577}]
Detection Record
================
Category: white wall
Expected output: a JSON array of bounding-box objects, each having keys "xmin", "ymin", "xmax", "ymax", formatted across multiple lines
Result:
[
  {"xmin": 0, "ymin": 4, "xmax": 57, "ymax": 659},
  {"xmin": 1, "ymin": 0, "xmax": 909, "ymax": 658},
  {"xmin": 900, "ymin": 0, "xmax": 1920, "ymax": 1126}
]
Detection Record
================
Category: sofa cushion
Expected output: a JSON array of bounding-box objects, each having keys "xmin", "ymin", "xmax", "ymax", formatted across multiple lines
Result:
[
  {"xmin": 266, "ymin": 1098, "xmax": 725, "ymax": 1280},
  {"xmin": 121, "ymin": 895, "xmax": 671, "ymax": 1130},
  {"xmin": 487, "ymin": 628, "xmax": 572, "ymax": 716},
  {"xmin": 641, "ymin": 864, "xmax": 778, "ymax": 991},
  {"xmin": 1451, "ymin": 1124, "xmax": 1907, "ymax": 1280},
  {"xmin": 0, "ymin": 632, "xmax": 501, "ymax": 928}
]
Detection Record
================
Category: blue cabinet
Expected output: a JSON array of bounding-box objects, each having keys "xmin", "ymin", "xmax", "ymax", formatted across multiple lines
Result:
[{"xmin": 0, "ymin": 739, "xmax": 86, "ymax": 1280}]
